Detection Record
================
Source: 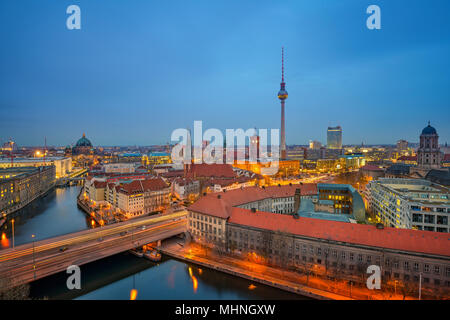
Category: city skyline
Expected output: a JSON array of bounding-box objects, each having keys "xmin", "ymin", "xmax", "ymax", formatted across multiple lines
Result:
[{"xmin": 1, "ymin": 0, "xmax": 450, "ymax": 146}]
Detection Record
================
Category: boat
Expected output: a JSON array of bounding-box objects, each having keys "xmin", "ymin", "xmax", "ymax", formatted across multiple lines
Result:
[
  {"xmin": 144, "ymin": 250, "xmax": 161, "ymax": 262},
  {"xmin": 129, "ymin": 248, "xmax": 144, "ymax": 258}
]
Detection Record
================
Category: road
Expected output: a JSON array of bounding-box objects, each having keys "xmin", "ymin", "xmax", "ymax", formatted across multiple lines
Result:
[{"xmin": 0, "ymin": 211, "xmax": 187, "ymax": 289}]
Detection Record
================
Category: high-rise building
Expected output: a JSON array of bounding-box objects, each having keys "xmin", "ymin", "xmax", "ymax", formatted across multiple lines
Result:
[
  {"xmin": 327, "ymin": 126, "xmax": 342, "ymax": 149},
  {"xmin": 397, "ymin": 139, "xmax": 408, "ymax": 152},
  {"xmin": 277, "ymin": 47, "xmax": 288, "ymax": 160}
]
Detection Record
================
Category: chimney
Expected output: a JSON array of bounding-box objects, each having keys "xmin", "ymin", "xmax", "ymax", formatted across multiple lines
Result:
[{"xmin": 293, "ymin": 188, "xmax": 301, "ymax": 212}]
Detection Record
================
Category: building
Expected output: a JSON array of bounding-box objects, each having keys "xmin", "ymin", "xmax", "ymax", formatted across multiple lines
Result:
[
  {"xmin": 317, "ymin": 184, "xmax": 366, "ymax": 221},
  {"xmin": 309, "ymin": 141, "xmax": 322, "ymax": 150},
  {"xmin": 397, "ymin": 140, "xmax": 409, "ymax": 154},
  {"xmin": 172, "ymin": 178, "xmax": 200, "ymax": 201},
  {"xmin": 187, "ymin": 184, "xmax": 450, "ymax": 293},
  {"xmin": 417, "ymin": 123, "xmax": 442, "ymax": 170},
  {"xmin": 366, "ymin": 178, "xmax": 450, "ymax": 232},
  {"xmin": 0, "ymin": 156, "xmax": 72, "ymax": 178},
  {"xmin": 144, "ymin": 152, "xmax": 172, "ymax": 166},
  {"xmin": 117, "ymin": 153, "xmax": 144, "ymax": 164},
  {"xmin": 72, "ymin": 133, "xmax": 94, "ymax": 156},
  {"xmin": 1, "ymin": 139, "xmax": 17, "ymax": 153},
  {"xmin": 327, "ymin": 126, "xmax": 342, "ymax": 150},
  {"xmin": 226, "ymin": 209, "xmax": 450, "ymax": 292},
  {"xmin": 0, "ymin": 166, "xmax": 55, "ymax": 215},
  {"xmin": 103, "ymin": 163, "xmax": 136, "ymax": 174},
  {"xmin": 277, "ymin": 47, "xmax": 288, "ymax": 160},
  {"xmin": 359, "ymin": 164, "xmax": 385, "ymax": 181}
]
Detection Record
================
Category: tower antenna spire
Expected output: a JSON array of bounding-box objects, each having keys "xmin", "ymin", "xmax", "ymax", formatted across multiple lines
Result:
[
  {"xmin": 277, "ymin": 46, "xmax": 288, "ymax": 160},
  {"xmin": 281, "ymin": 47, "xmax": 284, "ymax": 83}
]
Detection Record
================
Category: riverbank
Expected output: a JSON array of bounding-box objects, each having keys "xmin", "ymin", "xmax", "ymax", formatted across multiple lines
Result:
[
  {"xmin": 2, "ymin": 183, "xmax": 55, "ymax": 217},
  {"xmin": 160, "ymin": 241, "xmax": 352, "ymax": 300}
]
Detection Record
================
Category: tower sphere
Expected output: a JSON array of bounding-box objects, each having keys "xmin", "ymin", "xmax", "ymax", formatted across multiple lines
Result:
[{"xmin": 278, "ymin": 89, "xmax": 288, "ymax": 100}]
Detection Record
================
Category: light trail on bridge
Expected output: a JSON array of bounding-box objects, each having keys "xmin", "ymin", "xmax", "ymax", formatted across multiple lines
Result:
[{"xmin": 0, "ymin": 211, "xmax": 187, "ymax": 288}]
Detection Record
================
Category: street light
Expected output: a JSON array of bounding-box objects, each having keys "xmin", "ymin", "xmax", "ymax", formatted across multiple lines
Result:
[
  {"xmin": 32, "ymin": 234, "xmax": 36, "ymax": 279},
  {"xmin": 419, "ymin": 273, "xmax": 422, "ymax": 300},
  {"xmin": 11, "ymin": 219, "xmax": 15, "ymax": 249}
]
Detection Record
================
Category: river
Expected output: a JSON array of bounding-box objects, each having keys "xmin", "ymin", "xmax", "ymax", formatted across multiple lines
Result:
[{"xmin": 1, "ymin": 186, "xmax": 306, "ymax": 300}]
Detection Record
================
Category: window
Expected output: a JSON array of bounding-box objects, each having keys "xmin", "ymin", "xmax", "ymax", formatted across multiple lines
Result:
[
  {"xmin": 341, "ymin": 252, "xmax": 346, "ymax": 260},
  {"xmin": 434, "ymin": 266, "xmax": 440, "ymax": 275},
  {"xmin": 414, "ymin": 263, "xmax": 419, "ymax": 272},
  {"xmin": 333, "ymin": 250, "xmax": 338, "ymax": 258},
  {"xmin": 349, "ymin": 253, "xmax": 354, "ymax": 261},
  {"xmin": 424, "ymin": 264, "xmax": 430, "ymax": 273},
  {"xmin": 394, "ymin": 261, "xmax": 399, "ymax": 269},
  {"xmin": 358, "ymin": 254, "xmax": 363, "ymax": 262},
  {"xmin": 404, "ymin": 261, "xmax": 409, "ymax": 271},
  {"xmin": 367, "ymin": 255, "xmax": 371, "ymax": 263},
  {"xmin": 317, "ymin": 247, "xmax": 322, "ymax": 256}
]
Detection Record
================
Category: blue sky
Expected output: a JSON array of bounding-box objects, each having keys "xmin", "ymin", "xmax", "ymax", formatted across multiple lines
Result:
[{"xmin": 0, "ymin": 0, "xmax": 449, "ymax": 147}]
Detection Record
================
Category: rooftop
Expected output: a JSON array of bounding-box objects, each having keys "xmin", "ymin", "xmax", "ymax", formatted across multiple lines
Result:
[
  {"xmin": 228, "ymin": 208, "xmax": 450, "ymax": 257},
  {"xmin": 188, "ymin": 184, "xmax": 318, "ymax": 219}
]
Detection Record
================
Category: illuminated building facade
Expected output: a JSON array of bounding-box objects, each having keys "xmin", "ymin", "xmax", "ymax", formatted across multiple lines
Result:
[
  {"xmin": 0, "ymin": 156, "xmax": 71, "ymax": 178},
  {"xmin": 145, "ymin": 152, "xmax": 172, "ymax": 166},
  {"xmin": 366, "ymin": 178, "xmax": 450, "ymax": 232},
  {"xmin": 188, "ymin": 184, "xmax": 450, "ymax": 293},
  {"xmin": 327, "ymin": 126, "xmax": 342, "ymax": 150},
  {"xmin": 0, "ymin": 166, "xmax": 55, "ymax": 215}
]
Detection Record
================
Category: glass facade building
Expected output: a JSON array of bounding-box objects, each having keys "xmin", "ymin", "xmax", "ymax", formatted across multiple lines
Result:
[{"xmin": 327, "ymin": 126, "xmax": 342, "ymax": 149}]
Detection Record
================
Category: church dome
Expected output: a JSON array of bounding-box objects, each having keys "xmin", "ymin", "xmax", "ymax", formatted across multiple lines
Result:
[
  {"xmin": 75, "ymin": 133, "xmax": 92, "ymax": 147},
  {"xmin": 421, "ymin": 123, "xmax": 437, "ymax": 135}
]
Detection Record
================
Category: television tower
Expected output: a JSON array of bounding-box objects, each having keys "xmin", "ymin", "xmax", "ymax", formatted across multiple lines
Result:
[{"xmin": 277, "ymin": 47, "xmax": 288, "ymax": 159}]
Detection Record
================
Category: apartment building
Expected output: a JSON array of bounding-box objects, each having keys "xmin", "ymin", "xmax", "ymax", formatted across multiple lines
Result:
[{"xmin": 366, "ymin": 178, "xmax": 449, "ymax": 232}]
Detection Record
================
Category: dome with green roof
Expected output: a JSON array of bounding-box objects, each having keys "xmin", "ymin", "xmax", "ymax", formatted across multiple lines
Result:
[{"xmin": 75, "ymin": 133, "xmax": 92, "ymax": 147}]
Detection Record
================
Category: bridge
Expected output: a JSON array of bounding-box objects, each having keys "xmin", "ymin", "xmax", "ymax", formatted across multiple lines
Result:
[
  {"xmin": 56, "ymin": 168, "xmax": 88, "ymax": 187},
  {"xmin": 0, "ymin": 211, "xmax": 187, "ymax": 289}
]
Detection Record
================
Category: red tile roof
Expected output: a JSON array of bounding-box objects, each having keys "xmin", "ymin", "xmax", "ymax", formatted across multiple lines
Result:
[
  {"xmin": 188, "ymin": 184, "xmax": 317, "ymax": 218},
  {"xmin": 93, "ymin": 181, "xmax": 107, "ymax": 188},
  {"xmin": 228, "ymin": 208, "xmax": 450, "ymax": 257},
  {"xmin": 118, "ymin": 178, "xmax": 169, "ymax": 195}
]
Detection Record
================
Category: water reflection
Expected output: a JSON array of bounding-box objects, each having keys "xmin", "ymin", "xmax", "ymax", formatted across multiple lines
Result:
[
  {"xmin": 0, "ymin": 186, "xmax": 90, "ymax": 247},
  {"xmin": 30, "ymin": 253, "xmax": 308, "ymax": 300}
]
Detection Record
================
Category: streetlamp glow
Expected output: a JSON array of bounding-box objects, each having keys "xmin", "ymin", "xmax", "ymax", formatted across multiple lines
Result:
[
  {"xmin": 32, "ymin": 234, "xmax": 36, "ymax": 279},
  {"xmin": 11, "ymin": 219, "xmax": 14, "ymax": 249}
]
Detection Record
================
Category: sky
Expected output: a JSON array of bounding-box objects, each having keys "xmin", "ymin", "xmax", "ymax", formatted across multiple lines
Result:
[{"xmin": 0, "ymin": 0, "xmax": 449, "ymax": 147}]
